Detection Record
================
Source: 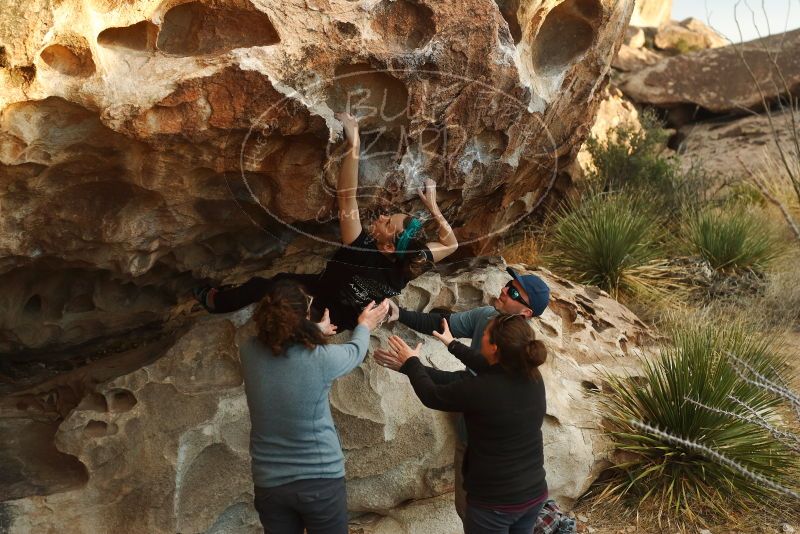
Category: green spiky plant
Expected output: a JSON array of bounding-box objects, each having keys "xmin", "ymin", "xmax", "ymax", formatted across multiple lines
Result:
[
  {"xmin": 544, "ymin": 194, "xmax": 665, "ymax": 298},
  {"xmin": 600, "ymin": 317, "xmax": 798, "ymax": 519},
  {"xmin": 684, "ymin": 208, "xmax": 784, "ymax": 272}
]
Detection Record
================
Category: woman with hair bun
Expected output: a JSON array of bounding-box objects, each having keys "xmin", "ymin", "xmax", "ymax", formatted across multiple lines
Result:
[
  {"xmin": 240, "ymin": 279, "xmax": 389, "ymax": 534},
  {"xmin": 374, "ymin": 314, "xmax": 548, "ymax": 534}
]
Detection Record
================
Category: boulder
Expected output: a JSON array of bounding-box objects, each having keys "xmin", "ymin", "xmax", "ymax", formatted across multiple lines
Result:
[
  {"xmin": 1, "ymin": 261, "xmax": 651, "ymax": 533},
  {"xmin": 570, "ymin": 86, "xmax": 640, "ymax": 179},
  {"xmin": 350, "ymin": 494, "xmax": 461, "ymax": 534},
  {"xmin": 619, "ymin": 29, "xmax": 800, "ymax": 114},
  {"xmin": 677, "ymin": 109, "xmax": 798, "ymax": 178},
  {"xmin": 630, "ymin": 0, "xmax": 673, "ymax": 28},
  {"xmin": 0, "ymin": 0, "xmax": 636, "ymax": 357},
  {"xmin": 653, "ymin": 17, "xmax": 728, "ymax": 53},
  {"xmin": 612, "ymin": 43, "xmax": 665, "ymax": 72},
  {"xmin": 624, "ymin": 26, "xmax": 646, "ymax": 49}
]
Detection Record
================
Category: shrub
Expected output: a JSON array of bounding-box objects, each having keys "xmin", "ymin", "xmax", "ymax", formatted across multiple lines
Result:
[
  {"xmin": 585, "ymin": 111, "xmax": 689, "ymax": 215},
  {"xmin": 543, "ymin": 194, "xmax": 664, "ymax": 297},
  {"xmin": 684, "ymin": 208, "xmax": 784, "ymax": 272},
  {"xmin": 674, "ymin": 38, "xmax": 702, "ymax": 55},
  {"xmin": 600, "ymin": 318, "xmax": 798, "ymax": 518}
]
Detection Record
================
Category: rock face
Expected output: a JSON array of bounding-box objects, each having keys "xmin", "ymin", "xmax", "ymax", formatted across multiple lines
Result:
[
  {"xmin": 619, "ymin": 29, "xmax": 800, "ymax": 115},
  {"xmin": 678, "ymin": 109, "xmax": 798, "ymax": 177},
  {"xmin": 612, "ymin": 43, "xmax": 663, "ymax": 72},
  {"xmin": 570, "ymin": 86, "xmax": 640, "ymax": 179},
  {"xmin": 653, "ymin": 17, "xmax": 728, "ymax": 53},
  {"xmin": 1, "ymin": 262, "xmax": 651, "ymax": 533},
  {"xmin": 1, "ymin": 0, "xmax": 642, "ymax": 530},
  {"xmin": 630, "ymin": 0, "xmax": 672, "ymax": 28},
  {"xmin": 0, "ymin": 0, "xmax": 635, "ymax": 358}
]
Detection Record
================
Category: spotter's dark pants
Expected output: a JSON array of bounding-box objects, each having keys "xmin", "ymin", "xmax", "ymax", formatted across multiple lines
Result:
[{"xmin": 253, "ymin": 477, "xmax": 348, "ymax": 534}]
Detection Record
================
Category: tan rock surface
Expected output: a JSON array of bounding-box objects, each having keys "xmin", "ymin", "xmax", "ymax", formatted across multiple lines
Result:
[
  {"xmin": 1, "ymin": 262, "xmax": 651, "ymax": 533},
  {"xmin": 678, "ymin": 109, "xmax": 799, "ymax": 177},
  {"xmin": 1, "ymin": 0, "xmax": 636, "ymax": 357},
  {"xmin": 570, "ymin": 86, "xmax": 640, "ymax": 179},
  {"xmin": 630, "ymin": 0, "xmax": 672, "ymax": 28},
  {"xmin": 653, "ymin": 18, "xmax": 728, "ymax": 53},
  {"xmin": 350, "ymin": 494, "xmax": 461, "ymax": 534},
  {"xmin": 619, "ymin": 29, "xmax": 800, "ymax": 114},
  {"xmin": 612, "ymin": 43, "xmax": 664, "ymax": 72},
  {"xmin": 624, "ymin": 26, "xmax": 646, "ymax": 49}
]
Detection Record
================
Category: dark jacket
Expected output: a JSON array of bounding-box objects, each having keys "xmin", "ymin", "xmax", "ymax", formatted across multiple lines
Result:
[
  {"xmin": 399, "ymin": 340, "xmax": 547, "ymax": 505},
  {"xmin": 208, "ymin": 231, "xmax": 432, "ymax": 330}
]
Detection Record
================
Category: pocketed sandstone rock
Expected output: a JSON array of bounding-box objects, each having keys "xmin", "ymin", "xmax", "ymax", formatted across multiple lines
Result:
[
  {"xmin": 1, "ymin": 0, "xmax": 635, "ymax": 356},
  {"xmin": 2, "ymin": 262, "xmax": 652, "ymax": 533}
]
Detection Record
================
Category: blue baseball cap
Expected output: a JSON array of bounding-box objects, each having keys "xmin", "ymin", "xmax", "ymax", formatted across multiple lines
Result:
[{"xmin": 506, "ymin": 267, "xmax": 550, "ymax": 316}]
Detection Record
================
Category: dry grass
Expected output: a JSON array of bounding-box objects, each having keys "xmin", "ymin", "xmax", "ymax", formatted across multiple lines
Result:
[
  {"xmin": 571, "ymin": 494, "xmax": 800, "ymax": 534},
  {"xmin": 500, "ymin": 231, "xmax": 541, "ymax": 267},
  {"xmin": 759, "ymin": 251, "xmax": 800, "ymax": 330},
  {"xmin": 701, "ymin": 249, "xmax": 800, "ymax": 334}
]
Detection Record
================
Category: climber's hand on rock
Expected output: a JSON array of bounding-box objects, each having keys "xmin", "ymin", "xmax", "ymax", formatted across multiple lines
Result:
[
  {"xmin": 374, "ymin": 348, "xmax": 403, "ymax": 371},
  {"xmin": 417, "ymin": 178, "xmax": 439, "ymax": 214},
  {"xmin": 386, "ymin": 299, "xmax": 400, "ymax": 322},
  {"xmin": 335, "ymin": 112, "xmax": 359, "ymax": 147}
]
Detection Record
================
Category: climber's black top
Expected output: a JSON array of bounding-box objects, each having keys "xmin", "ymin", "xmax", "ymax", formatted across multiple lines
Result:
[{"xmin": 211, "ymin": 230, "xmax": 432, "ymax": 330}]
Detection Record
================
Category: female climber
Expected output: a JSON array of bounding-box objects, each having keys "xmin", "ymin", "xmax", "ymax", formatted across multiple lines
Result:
[{"xmin": 194, "ymin": 112, "xmax": 458, "ymax": 330}]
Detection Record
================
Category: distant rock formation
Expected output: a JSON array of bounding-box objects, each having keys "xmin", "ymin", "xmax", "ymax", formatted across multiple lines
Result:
[
  {"xmin": 619, "ymin": 29, "xmax": 800, "ymax": 118},
  {"xmin": 630, "ymin": 0, "xmax": 672, "ymax": 28}
]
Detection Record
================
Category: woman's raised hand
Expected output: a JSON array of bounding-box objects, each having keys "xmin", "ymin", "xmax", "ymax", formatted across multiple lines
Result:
[
  {"xmin": 335, "ymin": 112, "xmax": 359, "ymax": 147},
  {"xmin": 357, "ymin": 300, "xmax": 390, "ymax": 331},
  {"xmin": 386, "ymin": 335, "xmax": 422, "ymax": 367},
  {"xmin": 373, "ymin": 348, "xmax": 403, "ymax": 371},
  {"xmin": 431, "ymin": 318, "xmax": 454, "ymax": 346},
  {"xmin": 417, "ymin": 178, "xmax": 439, "ymax": 213},
  {"xmin": 316, "ymin": 308, "xmax": 338, "ymax": 336}
]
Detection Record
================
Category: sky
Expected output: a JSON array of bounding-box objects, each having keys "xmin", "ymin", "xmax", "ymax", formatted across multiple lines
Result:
[{"xmin": 672, "ymin": 0, "xmax": 800, "ymax": 42}]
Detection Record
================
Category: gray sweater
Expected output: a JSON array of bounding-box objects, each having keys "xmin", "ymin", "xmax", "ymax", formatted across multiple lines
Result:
[{"xmin": 239, "ymin": 324, "xmax": 371, "ymax": 488}]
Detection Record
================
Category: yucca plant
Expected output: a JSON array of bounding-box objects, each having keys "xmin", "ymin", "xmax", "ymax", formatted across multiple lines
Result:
[
  {"xmin": 684, "ymin": 208, "xmax": 784, "ymax": 272},
  {"xmin": 544, "ymin": 194, "xmax": 664, "ymax": 298},
  {"xmin": 600, "ymin": 318, "xmax": 798, "ymax": 519}
]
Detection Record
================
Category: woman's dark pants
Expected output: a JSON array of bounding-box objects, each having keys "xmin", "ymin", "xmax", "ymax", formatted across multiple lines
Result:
[
  {"xmin": 253, "ymin": 477, "xmax": 348, "ymax": 534},
  {"xmin": 464, "ymin": 500, "xmax": 546, "ymax": 534}
]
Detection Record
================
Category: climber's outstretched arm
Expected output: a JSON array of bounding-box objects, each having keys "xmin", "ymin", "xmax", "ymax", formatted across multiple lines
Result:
[
  {"xmin": 335, "ymin": 112, "xmax": 362, "ymax": 246},
  {"xmin": 417, "ymin": 179, "xmax": 458, "ymax": 262}
]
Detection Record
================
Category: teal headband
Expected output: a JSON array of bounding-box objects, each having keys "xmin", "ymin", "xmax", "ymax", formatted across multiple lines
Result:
[{"xmin": 395, "ymin": 217, "xmax": 423, "ymax": 258}]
